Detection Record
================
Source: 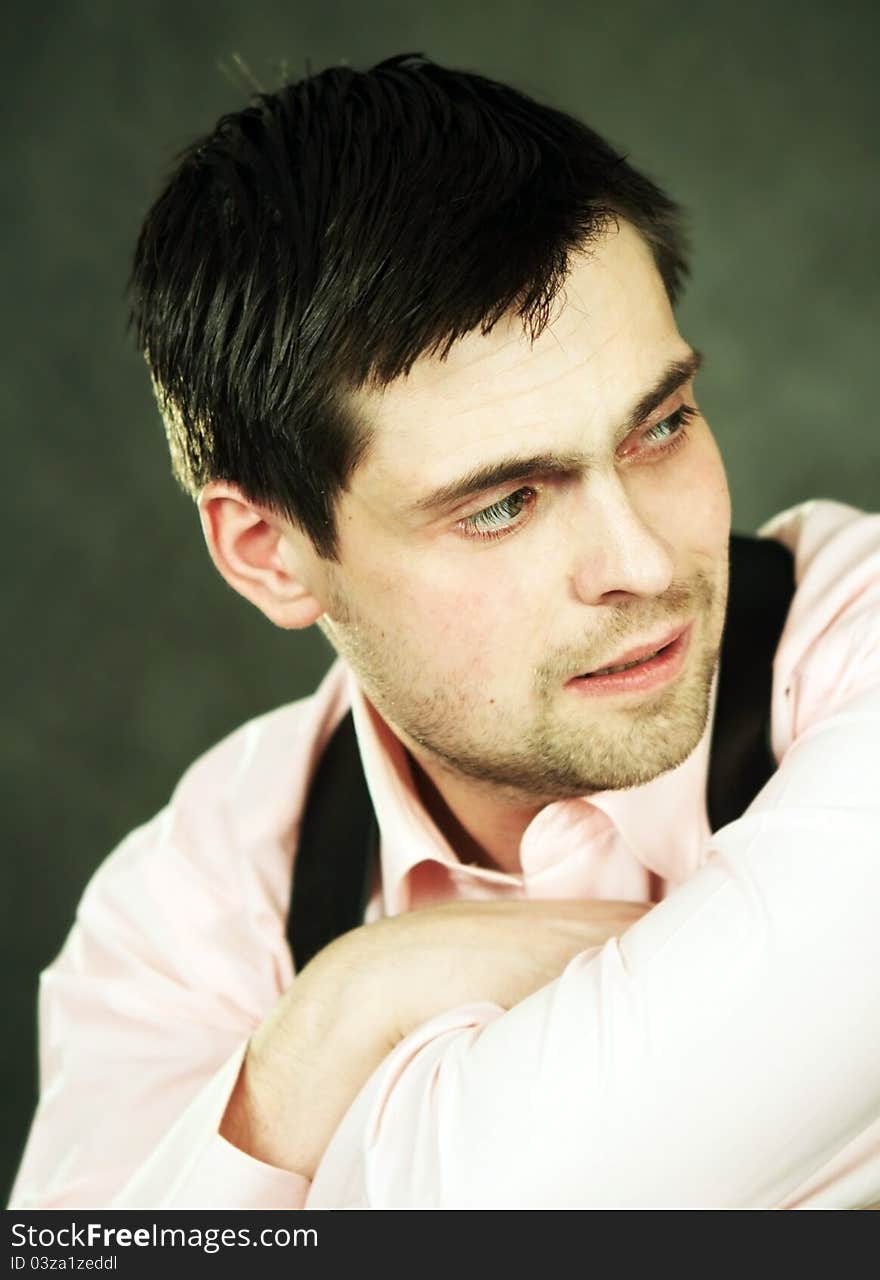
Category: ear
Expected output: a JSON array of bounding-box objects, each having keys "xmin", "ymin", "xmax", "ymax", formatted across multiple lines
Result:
[{"xmin": 197, "ymin": 482, "xmax": 326, "ymax": 630}]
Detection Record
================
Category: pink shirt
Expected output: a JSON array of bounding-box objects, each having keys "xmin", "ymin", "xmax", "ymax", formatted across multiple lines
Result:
[{"xmin": 10, "ymin": 499, "xmax": 880, "ymax": 1209}]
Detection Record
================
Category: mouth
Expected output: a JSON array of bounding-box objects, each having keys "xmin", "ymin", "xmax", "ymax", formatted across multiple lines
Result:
[{"xmin": 565, "ymin": 623, "xmax": 692, "ymax": 697}]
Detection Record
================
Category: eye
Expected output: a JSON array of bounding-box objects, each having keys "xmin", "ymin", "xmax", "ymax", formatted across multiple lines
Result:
[
  {"xmin": 458, "ymin": 486, "xmax": 536, "ymax": 541},
  {"xmin": 632, "ymin": 403, "xmax": 698, "ymax": 456}
]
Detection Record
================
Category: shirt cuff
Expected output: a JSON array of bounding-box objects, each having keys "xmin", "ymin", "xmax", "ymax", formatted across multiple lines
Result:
[
  {"xmin": 113, "ymin": 1039, "xmax": 310, "ymax": 1209},
  {"xmin": 171, "ymin": 1133, "xmax": 311, "ymax": 1210},
  {"xmin": 307, "ymin": 1002, "xmax": 504, "ymax": 1208}
]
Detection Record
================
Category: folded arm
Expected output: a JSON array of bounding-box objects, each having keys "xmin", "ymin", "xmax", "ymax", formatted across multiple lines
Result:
[{"xmin": 10, "ymin": 808, "xmax": 647, "ymax": 1207}]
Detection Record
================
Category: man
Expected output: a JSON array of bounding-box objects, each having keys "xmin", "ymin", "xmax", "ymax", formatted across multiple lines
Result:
[{"xmin": 10, "ymin": 54, "xmax": 880, "ymax": 1209}]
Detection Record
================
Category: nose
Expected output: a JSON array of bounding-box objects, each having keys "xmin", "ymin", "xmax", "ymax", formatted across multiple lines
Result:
[{"xmin": 568, "ymin": 474, "xmax": 675, "ymax": 606}]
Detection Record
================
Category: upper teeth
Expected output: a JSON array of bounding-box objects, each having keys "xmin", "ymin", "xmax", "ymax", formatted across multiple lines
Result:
[{"xmin": 590, "ymin": 649, "xmax": 661, "ymax": 677}]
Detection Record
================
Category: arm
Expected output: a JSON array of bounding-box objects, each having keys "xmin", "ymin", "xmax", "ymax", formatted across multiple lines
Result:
[
  {"xmin": 7, "ymin": 805, "xmax": 311, "ymax": 1210},
  {"xmin": 217, "ymin": 899, "xmax": 649, "ymax": 1181},
  {"xmin": 9, "ymin": 796, "xmax": 646, "ymax": 1208}
]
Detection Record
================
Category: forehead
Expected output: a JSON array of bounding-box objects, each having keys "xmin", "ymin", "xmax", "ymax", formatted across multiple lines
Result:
[{"xmin": 347, "ymin": 221, "xmax": 683, "ymax": 504}]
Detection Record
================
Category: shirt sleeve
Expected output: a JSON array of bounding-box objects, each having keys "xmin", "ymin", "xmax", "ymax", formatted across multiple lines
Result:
[
  {"xmin": 306, "ymin": 503, "xmax": 880, "ymax": 1209},
  {"xmin": 111, "ymin": 1041, "xmax": 311, "ymax": 1210},
  {"xmin": 9, "ymin": 670, "xmax": 357, "ymax": 1210},
  {"xmin": 7, "ymin": 695, "xmax": 332, "ymax": 1211},
  {"xmin": 7, "ymin": 801, "xmax": 309, "ymax": 1210}
]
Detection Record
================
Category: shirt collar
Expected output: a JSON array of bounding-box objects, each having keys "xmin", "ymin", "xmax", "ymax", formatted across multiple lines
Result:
[
  {"xmin": 346, "ymin": 672, "xmax": 473, "ymax": 915},
  {"xmin": 346, "ymin": 664, "xmax": 717, "ymax": 912},
  {"xmin": 585, "ymin": 671, "xmax": 716, "ymax": 884}
]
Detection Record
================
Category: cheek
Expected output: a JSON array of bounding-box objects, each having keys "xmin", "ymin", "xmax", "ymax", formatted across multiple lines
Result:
[
  {"xmin": 382, "ymin": 550, "xmax": 544, "ymax": 686},
  {"xmin": 690, "ymin": 430, "xmax": 732, "ymax": 552},
  {"xmin": 416, "ymin": 570, "xmax": 533, "ymax": 669},
  {"xmin": 646, "ymin": 427, "xmax": 730, "ymax": 555}
]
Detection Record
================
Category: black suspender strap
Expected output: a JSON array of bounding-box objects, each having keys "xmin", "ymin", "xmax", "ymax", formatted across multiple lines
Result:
[
  {"xmin": 288, "ymin": 710, "xmax": 378, "ymax": 973},
  {"xmin": 288, "ymin": 534, "xmax": 796, "ymax": 970},
  {"xmin": 706, "ymin": 535, "xmax": 795, "ymax": 831}
]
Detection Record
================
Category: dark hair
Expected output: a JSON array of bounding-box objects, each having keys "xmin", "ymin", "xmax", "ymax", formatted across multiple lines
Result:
[{"xmin": 129, "ymin": 52, "xmax": 690, "ymax": 559}]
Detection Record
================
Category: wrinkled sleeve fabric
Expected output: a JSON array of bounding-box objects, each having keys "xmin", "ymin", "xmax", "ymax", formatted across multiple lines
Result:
[
  {"xmin": 307, "ymin": 502, "xmax": 880, "ymax": 1209},
  {"xmin": 8, "ymin": 676, "xmax": 348, "ymax": 1209}
]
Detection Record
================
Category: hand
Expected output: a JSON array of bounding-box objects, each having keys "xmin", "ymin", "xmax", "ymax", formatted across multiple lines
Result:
[{"xmin": 221, "ymin": 897, "xmax": 650, "ymax": 1179}]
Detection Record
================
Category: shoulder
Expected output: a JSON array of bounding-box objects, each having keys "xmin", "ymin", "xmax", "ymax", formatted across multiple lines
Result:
[
  {"xmin": 164, "ymin": 657, "xmax": 352, "ymax": 846},
  {"xmin": 760, "ymin": 499, "xmax": 880, "ymax": 618},
  {"xmin": 759, "ymin": 500, "xmax": 880, "ymax": 751},
  {"xmin": 68, "ymin": 660, "xmax": 353, "ymax": 981}
]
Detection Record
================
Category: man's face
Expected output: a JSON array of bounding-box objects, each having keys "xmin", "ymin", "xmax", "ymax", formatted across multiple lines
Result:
[{"xmin": 299, "ymin": 220, "xmax": 731, "ymax": 801}]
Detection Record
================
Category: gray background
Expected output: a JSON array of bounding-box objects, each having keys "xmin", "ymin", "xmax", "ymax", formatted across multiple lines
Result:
[{"xmin": 4, "ymin": 0, "xmax": 877, "ymax": 1201}]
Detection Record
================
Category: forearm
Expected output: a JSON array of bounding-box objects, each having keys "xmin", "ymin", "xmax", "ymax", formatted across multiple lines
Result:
[
  {"xmin": 220, "ymin": 951, "xmax": 397, "ymax": 1180},
  {"xmin": 219, "ymin": 899, "xmax": 646, "ymax": 1182}
]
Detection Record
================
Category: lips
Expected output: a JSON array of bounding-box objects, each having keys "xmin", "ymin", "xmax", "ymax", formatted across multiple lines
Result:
[
  {"xmin": 590, "ymin": 649, "xmax": 664, "ymax": 677},
  {"xmin": 580, "ymin": 624, "xmax": 687, "ymax": 678}
]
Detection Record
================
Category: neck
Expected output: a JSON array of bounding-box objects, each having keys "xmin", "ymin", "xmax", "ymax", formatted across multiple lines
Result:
[{"xmin": 405, "ymin": 747, "xmax": 546, "ymax": 877}]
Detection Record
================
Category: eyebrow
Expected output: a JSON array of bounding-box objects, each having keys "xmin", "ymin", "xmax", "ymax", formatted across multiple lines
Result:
[{"xmin": 408, "ymin": 347, "xmax": 704, "ymax": 516}]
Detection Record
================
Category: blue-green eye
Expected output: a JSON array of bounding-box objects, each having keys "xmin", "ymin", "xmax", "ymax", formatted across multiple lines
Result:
[
  {"xmin": 460, "ymin": 487, "xmax": 535, "ymax": 540},
  {"xmin": 643, "ymin": 403, "xmax": 698, "ymax": 446}
]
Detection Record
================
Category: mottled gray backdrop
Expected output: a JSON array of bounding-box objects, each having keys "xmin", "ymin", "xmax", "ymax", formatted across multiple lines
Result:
[{"xmin": 4, "ymin": 0, "xmax": 878, "ymax": 1200}]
